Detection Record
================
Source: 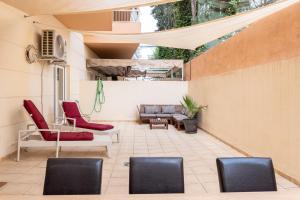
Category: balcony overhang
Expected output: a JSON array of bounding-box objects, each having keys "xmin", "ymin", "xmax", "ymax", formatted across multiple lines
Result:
[
  {"xmin": 55, "ymin": 12, "xmax": 113, "ymax": 31},
  {"xmin": 85, "ymin": 43, "xmax": 139, "ymax": 59}
]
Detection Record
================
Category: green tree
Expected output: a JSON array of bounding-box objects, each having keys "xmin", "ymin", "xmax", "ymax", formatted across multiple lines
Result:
[
  {"xmin": 152, "ymin": 0, "xmax": 200, "ymax": 62},
  {"xmin": 151, "ymin": 0, "xmax": 276, "ymax": 62},
  {"xmin": 151, "ymin": 3, "xmax": 176, "ymax": 30}
]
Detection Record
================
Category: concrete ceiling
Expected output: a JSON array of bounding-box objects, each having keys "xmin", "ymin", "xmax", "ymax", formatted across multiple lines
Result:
[{"xmin": 86, "ymin": 43, "xmax": 139, "ymax": 59}]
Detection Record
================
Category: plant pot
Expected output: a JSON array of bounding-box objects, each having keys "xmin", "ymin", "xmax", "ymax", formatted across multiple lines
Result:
[{"xmin": 182, "ymin": 118, "xmax": 198, "ymax": 134}]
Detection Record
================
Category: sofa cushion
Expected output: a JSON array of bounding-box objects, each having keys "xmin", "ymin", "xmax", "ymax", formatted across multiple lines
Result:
[
  {"xmin": 144, "ymin": 106, "xmax": 161, "ymax": 114},
  {"xmin": 172, "ymin": 114, "xmax": 188, "ymax": 122},
  {"xmin": 161, "ymin": 106, "xmax": 176, "ymax": 114},
  {"xmin": 140, "ymin": 113, "xmax": 156, "ymax": 118},
  {"xmin": 156, "ymin": 114, "xmax": 172, "ymax": 118}
]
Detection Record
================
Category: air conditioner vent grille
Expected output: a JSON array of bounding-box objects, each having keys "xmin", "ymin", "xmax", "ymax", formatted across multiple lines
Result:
[{"xmin": 41, "ymin": 30, "xmax": 66, "ymax": 62}]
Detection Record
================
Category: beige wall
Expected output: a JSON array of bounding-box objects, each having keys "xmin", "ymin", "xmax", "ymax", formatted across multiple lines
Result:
[
  {"xmin": 112, "ymin": 21, "xmax": 141, "ymax": 33},
  {"xmin": 188, "ymin": 3, "xmax": 300, "ymax": 183},
  {"xmin": 79, "ymin": 81, "xmax": 188, "ymax": 121},
  {"xmin": 0, "ymin": 2, "xmax": 98, "ymax": 158},
  {"xmin": 68, "ymin": 32, "xmax": 98, "ymax": 100}
]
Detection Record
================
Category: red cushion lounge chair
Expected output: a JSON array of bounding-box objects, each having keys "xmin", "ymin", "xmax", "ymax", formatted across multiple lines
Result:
[
  {"xmin": 17, "ymin": 100, "xmax": 112, "ymax": 161},
  {"xmin": 61, "ymin": 101, "xmax": 120, "ymax": 142}
]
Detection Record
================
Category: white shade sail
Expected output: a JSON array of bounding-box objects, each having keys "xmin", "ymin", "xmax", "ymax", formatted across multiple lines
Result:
[
  {"xmin": 1, "ymin": 0, "xmax": 179, "ymax": 15},
  {"xmin": 83, "ymin": 0, "xmax": 299, "ymax": 50}
]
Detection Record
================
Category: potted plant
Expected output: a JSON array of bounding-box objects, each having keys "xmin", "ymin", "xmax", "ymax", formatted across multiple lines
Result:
[{"xmin": 181, "ymin": 95, "xmax": 207, "ymax": 134}]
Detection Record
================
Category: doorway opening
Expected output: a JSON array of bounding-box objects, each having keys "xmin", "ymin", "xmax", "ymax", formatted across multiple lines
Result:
[{"xmin": 54, "ymin": 66, "xmax": 65, "ymax": 122}]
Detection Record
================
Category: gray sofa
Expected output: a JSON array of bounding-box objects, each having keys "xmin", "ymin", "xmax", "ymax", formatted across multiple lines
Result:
[{"xmin": 137, "ymin": 104, "xmax": 188, "ymax": 129}]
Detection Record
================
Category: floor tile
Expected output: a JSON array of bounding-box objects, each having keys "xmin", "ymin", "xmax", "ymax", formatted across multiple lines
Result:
[{"xmin": 0, "ymin": 121, "xmax": 297, "ymax": 196}]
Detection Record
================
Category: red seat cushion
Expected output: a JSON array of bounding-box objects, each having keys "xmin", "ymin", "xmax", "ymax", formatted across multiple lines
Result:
[
  {"xmin": 62, "ymin": 101, "xmax": 114, "ymax": 131},
  {"xmin": 76, "ymin": 122, "xmax": 114, "ymax": 131},
  {"xmin": 24, "ymin": 100, "xmax": 51, "ymax": 139},
  {"xmin": 24, "ymin": 100, "xmax": 94, "ymax": 141},
  {"xmin": 46, "ymin": 131, "xmax": 94, "ymax": 141}
]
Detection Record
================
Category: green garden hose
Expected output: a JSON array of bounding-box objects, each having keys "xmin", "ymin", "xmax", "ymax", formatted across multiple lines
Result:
[
  {"xmin": 75, "ymin": 79, "xmax": 105, "ymax": 117},
  {"xmin": 92, "ymin": 79, "xmax": 105, "ymax": 113}
]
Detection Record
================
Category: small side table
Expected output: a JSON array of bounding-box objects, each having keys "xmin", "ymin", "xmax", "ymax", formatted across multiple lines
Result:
[{"xmin": 149, "ymin": 118, "xmax": 168, "ymax": 130}]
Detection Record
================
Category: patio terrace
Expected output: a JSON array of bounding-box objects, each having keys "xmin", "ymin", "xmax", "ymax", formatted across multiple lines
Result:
[
  {"xmin": 0, "ymin": 122, "xmax": 298, "ymax": 196},
  {"xmin": 1, "ymin": 0, "xmax": 300, "ymax": 199}
]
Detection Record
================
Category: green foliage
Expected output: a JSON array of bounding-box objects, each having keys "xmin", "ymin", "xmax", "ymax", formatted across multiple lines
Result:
[
  {"xmin": 152, "ymin": 0, "xmax": 203, "ymax": 62},
  {"xmin": 151, "ymin": 3, "xmax": 176, "ymax": 31},
  {"xmin": 151, "ymin": 0, "xmax": 276, "ymax": 62},
  {"xmin": 153, "ymin": 47, "xmax": 191, "ymax": 63},
  {"xmin": 181, "ymin": 95, "xmax": 206, "ymax": 119},
  {"xmin": 225, "ymin": 0, "xmax": 239, "ymax": 15}
]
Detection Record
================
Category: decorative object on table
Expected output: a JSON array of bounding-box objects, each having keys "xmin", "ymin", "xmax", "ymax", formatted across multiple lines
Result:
[
  {"xmin": 181, "ymin": 95, "xmax": 207, "ymax": 134},
  {"xmin": 149, "ymin": 118, "xmax": 168, "ymax": 130}
]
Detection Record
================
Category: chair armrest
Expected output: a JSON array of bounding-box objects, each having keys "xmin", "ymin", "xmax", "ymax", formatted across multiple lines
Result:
[
  {"xmin": 36, "ymin": 129, "xmax": 61, "ymax": 143},
  {"xmin": 49, "ymin": 123, "xmax": 63, "ymax": 130},
  {"xmin": 81, "ymin": 114, "xmax": 91, "ymax": 122},
  {"xmin": 18, "ymin": 129, "xmax": 60, "ymax": 141},
  {"xmin": 137, "ymin": 105, "xmax": 140, "ymax": 114},
  {"xmin": 35, "ymin": 129, "xmax": 60, "ymax": 132},
  {"xmin": 26, "ymin": 124, "xmax": 36, "ymax": 130},
  {"xmin": 56, "ymin": 117, "xmax": 76, "ymax": 130},
  {"xmin": 18, "ymin": 129, "xmax": 37, "ymax": 140}
]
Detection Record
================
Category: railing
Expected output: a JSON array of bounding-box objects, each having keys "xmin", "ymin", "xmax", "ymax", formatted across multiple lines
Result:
[{"xmin": 113, "ymin": 9, "xmax": 139, "ymax": 22}]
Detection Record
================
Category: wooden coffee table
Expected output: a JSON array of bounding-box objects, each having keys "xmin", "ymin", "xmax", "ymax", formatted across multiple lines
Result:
[{"xmin": 149, "ymin": 118, "xmax": 168, "ymax": 129}]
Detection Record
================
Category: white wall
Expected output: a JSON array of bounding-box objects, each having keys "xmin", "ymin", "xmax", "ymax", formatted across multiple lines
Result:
[
  {"xmin": 68, "ymin": 32, "xmax": 98, "ymax": 100},
  {"xmin": 0, "ymin": 2, "xmax": 97, "ymax": 158},
  {"xmin": 79, "ymin": 81, "xmax": 188, "ymax": 121}
]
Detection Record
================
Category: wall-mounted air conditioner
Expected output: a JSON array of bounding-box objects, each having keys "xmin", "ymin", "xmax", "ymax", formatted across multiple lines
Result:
[{"xmin": 41, "ymin": 30, "xmax": 67, "ymax": 62}]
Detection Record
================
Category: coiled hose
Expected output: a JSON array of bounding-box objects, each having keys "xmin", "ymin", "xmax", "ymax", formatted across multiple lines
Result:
[
  {"xmin": 76, "ymin": 79, "xmax": 105, "ymax": 117},
  {"xmin": 92, "ymin": 79, "xmax": 105, "ymax": 113}
]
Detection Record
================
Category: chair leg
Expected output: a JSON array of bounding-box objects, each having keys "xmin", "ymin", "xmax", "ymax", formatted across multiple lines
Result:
[
  {"xmin": 17, "ymin": 133, "xmax": 21, "ymax": 162},
  {"xmin": 106, "ymin": 144, "xmax": 112, "ymax": 158},
  {"xmin": 56, "ymin": 145, "xmax": 60, "ymax": 158},
  {"xmin": 17, "ymin": 145, "xmax": 21, "ymax": 162},
  {"xmin": 117, "ymin": 132, "xmax": 120, "ymax": 143}
]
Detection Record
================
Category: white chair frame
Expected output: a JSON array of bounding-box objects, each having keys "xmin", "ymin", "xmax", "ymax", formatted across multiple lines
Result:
[
  {"xmin": 60, "ymin": 100, "xmax": 120, "ymax": 143},
  {"xmin": 17, "ymin": 110, "xmax": 112, "ymax": 161}
]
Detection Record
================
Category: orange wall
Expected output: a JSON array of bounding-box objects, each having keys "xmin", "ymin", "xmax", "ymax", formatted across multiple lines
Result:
[
  {"xmin": 188, "ymin": 3, "xmax": 300, "ymax": 184},
  {"xmin": 55, "ymin": 12, "xmax": 113, "ymax": 31},
  {"xmin": 190, "ymin": 2, "xmax": 300, "ymax": 79},
  {"xmin": 184, "ymin": 61, "xmax": 191, "ymax": 81}
]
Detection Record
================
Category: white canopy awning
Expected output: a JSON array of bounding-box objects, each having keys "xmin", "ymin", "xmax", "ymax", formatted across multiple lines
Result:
[
  {"xmin": 83, "ymin": 0, "xmax": 299, "ymax": 50},
  {"xmin": 1, "ymin": 0, "xmax": 179, "ymax": 15}
]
